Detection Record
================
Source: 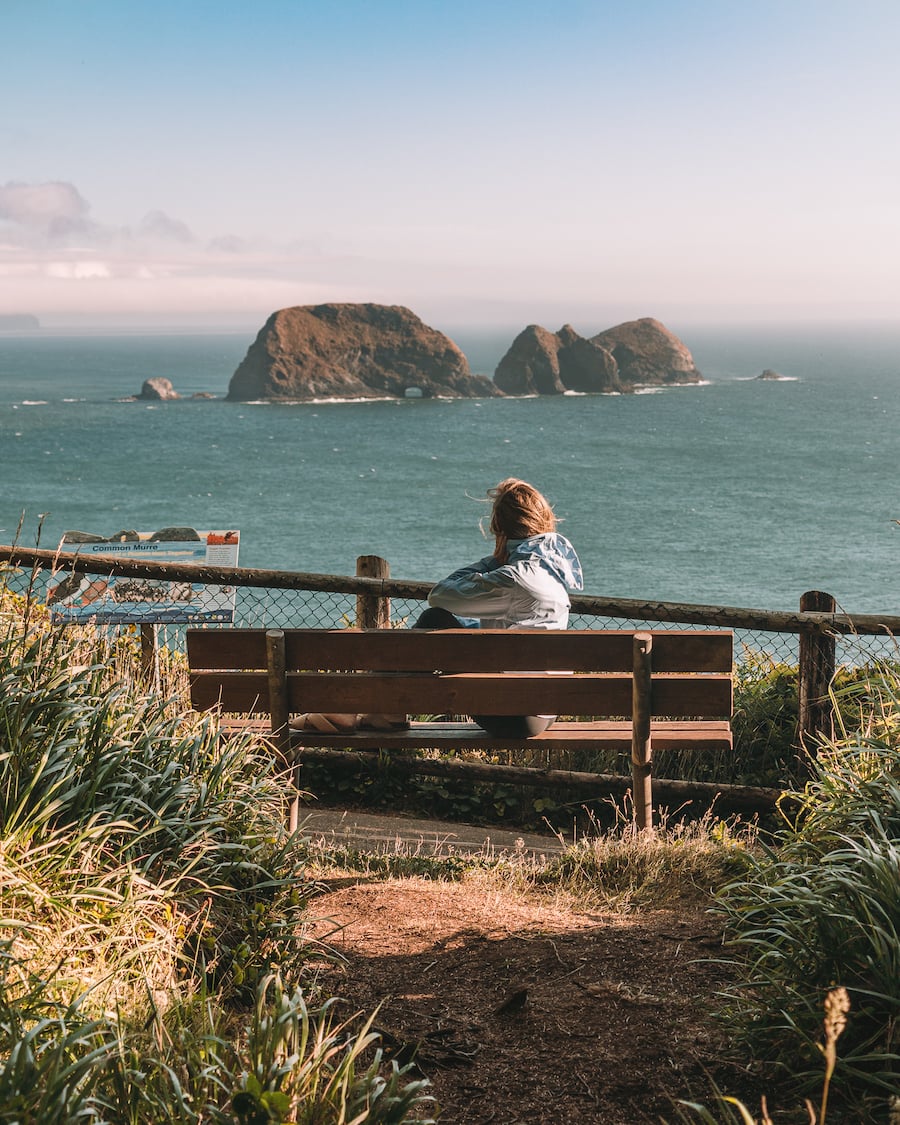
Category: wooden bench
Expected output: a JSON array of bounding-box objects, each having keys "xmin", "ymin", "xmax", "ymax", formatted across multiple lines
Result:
[{"xmin": 187, "ymin": 626, "xmax": 734, "ymax": 831}]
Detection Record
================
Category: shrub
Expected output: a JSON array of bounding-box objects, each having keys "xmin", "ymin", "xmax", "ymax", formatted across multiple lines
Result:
[
  {"xmin": 0, "ymin": 585, "xmax": 431, "ymax": 1122},
  {"xmin": 711, "ymin": 667, "xmax": 900, "ymax": 1120},
  {"xmin": 730, "ymin": 653, "xmax": 799, "ymax": 786}
]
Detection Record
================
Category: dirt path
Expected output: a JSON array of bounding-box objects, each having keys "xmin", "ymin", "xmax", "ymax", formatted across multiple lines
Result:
[{"xmin": 308, "ymin": 877, "xmax": 753, "ymax": 1124}]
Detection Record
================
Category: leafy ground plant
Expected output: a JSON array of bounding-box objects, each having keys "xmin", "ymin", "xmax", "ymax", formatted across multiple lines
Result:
[
  {"xmin": 669, "ymin": 988, "xmax": 898, "ymax": 1124},
  {"xmin": 710, "ymin": 666, "xmax": 900, "ymax": 1121},
  {"xmin": 0, "ymin": 616, "xmax": 317, "ymax": 1002},
  {"xmin": 0, "ymin": 583, "xmax": 432, "ymax": 1122}
]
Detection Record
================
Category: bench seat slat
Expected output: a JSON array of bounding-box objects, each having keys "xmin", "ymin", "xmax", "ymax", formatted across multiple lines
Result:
[
  {"xmin": 287, "ymin": 719, "xmax": 733, "ymax": 753},
  {"xmin": 191, "ymin": 672, "xmax": 270, "ymax": 713},
  {"xmin": 210, "ymin": 719, "xmax": 732, "ymax": 753},
  {"xmin": 187, "ymin": 630, "xmax": 269, "ymax": 670},
  {"xmin": 283, "ymin": 671, "xmax": 732, "ymax": 717},
  {"xmin": 187, "ymin": 628, "xmax": 734, "ymax": 673},
  {"xmin": 191, "ymin": 670, "xmax": 732, "ymax": 718}
]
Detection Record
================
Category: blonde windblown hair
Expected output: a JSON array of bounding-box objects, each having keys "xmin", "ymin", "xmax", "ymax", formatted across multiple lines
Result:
[{"xmin": 487, "ymin": 478, "xmax": 557, "ymax": 562}]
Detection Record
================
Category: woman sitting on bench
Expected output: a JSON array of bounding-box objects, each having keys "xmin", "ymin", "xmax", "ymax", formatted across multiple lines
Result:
[
  {"xmin": 414, "ymin": 477, "xmax": 583, "ymax": 738},
  {"xmin": 291, "ymin": 478, "xmax": 583, "ymax": 737}
]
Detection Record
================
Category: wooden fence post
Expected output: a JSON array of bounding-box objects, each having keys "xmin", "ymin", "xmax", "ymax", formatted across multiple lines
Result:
[
  {"xmin": 140, "ymin": 624, "xmax": 159, "ymax": 689},
  {"xmin": 631, "ymin": 632, "xmax": 653, "ymax": 831},
  {"xmin": 356, "ymin": 555, "xmax": 391, "ymax": 628},
  {"xmin": 798, "ymin": 590, "xmax": 836, "ymax": 771}
]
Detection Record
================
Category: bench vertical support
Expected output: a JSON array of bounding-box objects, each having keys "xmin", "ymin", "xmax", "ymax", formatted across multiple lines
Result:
[
  {"xmin": 632, "ymin": 632, "xmax": 653, "ymax": 831},
  {"xmin": 265, "ymin": 629, "xmax": 296, "ymax": 830}
]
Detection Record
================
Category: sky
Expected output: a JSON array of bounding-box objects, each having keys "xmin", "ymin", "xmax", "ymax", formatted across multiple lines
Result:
[{"xmin": 2, "ymin": 0, "xmax": 899, "ymax": 331}]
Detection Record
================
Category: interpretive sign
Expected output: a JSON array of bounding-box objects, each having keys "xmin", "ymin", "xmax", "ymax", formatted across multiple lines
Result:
[{"xmin": 48, "ymin": 528, "xmax": 240, "ymax": 624}]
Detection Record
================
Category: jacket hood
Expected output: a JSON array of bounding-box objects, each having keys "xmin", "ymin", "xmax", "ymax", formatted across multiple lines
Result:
[{"xmin": 507, "ymin": 533, "xmax": 584, "ymax": 591}]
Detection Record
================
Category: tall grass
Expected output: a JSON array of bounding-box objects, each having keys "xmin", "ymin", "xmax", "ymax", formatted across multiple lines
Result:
[
  {"xmin": 521, "ymin": 807, "xmax": 753, "ymax": 909},
  {"xmin": 0, "ymin": 615, "xmax": 312, "ymax": 1001},
  {"xmin": 710, "ymin": 665, "xmax": 900, "ymax": 1122},
  {"xmin": 0, "ymin": 582, "xmax": 434, "ymax": 1123}
]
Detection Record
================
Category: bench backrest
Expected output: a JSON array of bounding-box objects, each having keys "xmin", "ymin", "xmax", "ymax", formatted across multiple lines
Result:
[{"xmin": 187, "ymin": 628, "xmax": 733, "ymax": 719}]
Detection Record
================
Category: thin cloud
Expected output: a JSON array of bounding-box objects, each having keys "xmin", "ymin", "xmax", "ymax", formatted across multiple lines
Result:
[
  {"xmin": 138, "ymin": 209, "xmax": 195, "ymax": 244},
  {"xmin": 0, "ymin": 179, "xmax": 334, "ymax": 318},
  {"xmin": 0, "ymin": 181, "xmax": 347, "ymax": 287},
  {"xmin": 0, "ymin": 180, "xmax": 92, "ymax": 240},
  {"xmin": 0, "ymin": 181, "xmax": 198, "ymax": 253}
]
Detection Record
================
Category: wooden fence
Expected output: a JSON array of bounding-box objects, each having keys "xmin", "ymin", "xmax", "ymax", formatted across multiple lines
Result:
[{"xmin": 3, "ymin": 543, "xmax": 899, "ymax": 767}]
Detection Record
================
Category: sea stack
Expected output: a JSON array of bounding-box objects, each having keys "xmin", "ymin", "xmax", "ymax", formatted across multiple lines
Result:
[
  {"xmin": 227, "ymin": 303, "xmax": 500, "ymax": 401},
  {"xmin": 494, "ymin": 317, "xmax": 701, "ymax": 394},
  {"xmin": 494, "ymin": 324, "xmax": 622, "ymax": 395},
  {"xmin": 138, "ymin": 377, "xmax": 181, "ymax": 400}
]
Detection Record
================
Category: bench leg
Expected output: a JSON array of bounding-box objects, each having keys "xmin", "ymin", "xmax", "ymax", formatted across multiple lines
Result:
[
  {"xmin": 632, "ymin": 633, "xmax": 653, "ymax": 831},
  {"xmin": 266, "ymin": 628, "xmax": 300, "ymax": 831}
]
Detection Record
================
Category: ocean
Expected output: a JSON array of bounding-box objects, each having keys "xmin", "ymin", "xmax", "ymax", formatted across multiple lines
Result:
[{"xmin": 1, "ymin": 322, "xmax": 898, "ymax": 615}]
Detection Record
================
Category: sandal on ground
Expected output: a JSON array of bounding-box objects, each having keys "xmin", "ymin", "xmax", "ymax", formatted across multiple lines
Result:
[
  {"xmin": 289, "ymin": 712, "xmax": 359, "ymax": 733},
  {"xmin": 357, "ymin": 713, "xmax": 410, "ymax": 731}
]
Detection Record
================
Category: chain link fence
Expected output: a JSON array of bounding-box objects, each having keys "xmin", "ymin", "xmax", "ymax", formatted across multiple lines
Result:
[
  {"xmin": 5, "ymin": 547, "xmax": 899, "ymax": 812},
  {"xmin": 2, "ymin": 551, "xmax": 897, "ymax": 670}
]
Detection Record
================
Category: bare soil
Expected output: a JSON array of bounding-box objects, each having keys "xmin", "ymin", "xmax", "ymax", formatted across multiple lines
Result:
[{"xmin": 308, "ymin": 878, "xmax": 758, "ymax": 1124}]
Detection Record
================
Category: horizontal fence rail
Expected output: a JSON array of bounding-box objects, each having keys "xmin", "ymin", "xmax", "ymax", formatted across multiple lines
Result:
[{"xmin": 3, "ymin": 544, "xmax": 899, "ymax": 638}]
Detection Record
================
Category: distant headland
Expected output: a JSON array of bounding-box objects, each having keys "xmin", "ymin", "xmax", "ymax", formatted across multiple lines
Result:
[
  {"xmin": 225, "ymin": 304, "xmax": 702, "ymax": 402},
  {"xmin": 0, "ymin": 314, "xmax": 40, "ymax": 330}
]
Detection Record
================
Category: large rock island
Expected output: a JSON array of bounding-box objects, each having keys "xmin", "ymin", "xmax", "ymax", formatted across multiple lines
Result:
[
  {"xmin": 227, "ymin": 303, "xmax": 499, "ymax": 401},
  {"xmin": 494, "ymin": 317, "xmax": 701, "ymax": 394}
]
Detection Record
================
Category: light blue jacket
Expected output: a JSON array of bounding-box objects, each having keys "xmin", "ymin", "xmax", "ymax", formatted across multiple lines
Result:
[{"xmin": 428, "ymin": 532, "xmax": 584, "ymax": 629}]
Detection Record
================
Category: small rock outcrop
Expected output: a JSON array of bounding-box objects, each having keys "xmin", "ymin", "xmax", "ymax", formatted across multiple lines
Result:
[
  {"xmin": 494, "ymin": 317, "xmax": 701, "ymax": 394},
  {"xmin": 139, "ymin": 377, "xmax": 180, "ymax": 400},
  {"xmin": 227, "ymin": 304, "xmax": 500, "ymax": 401},
  {"xmin": 756, "ymin": 368, "xmax": 784, "ymax": 381}
]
